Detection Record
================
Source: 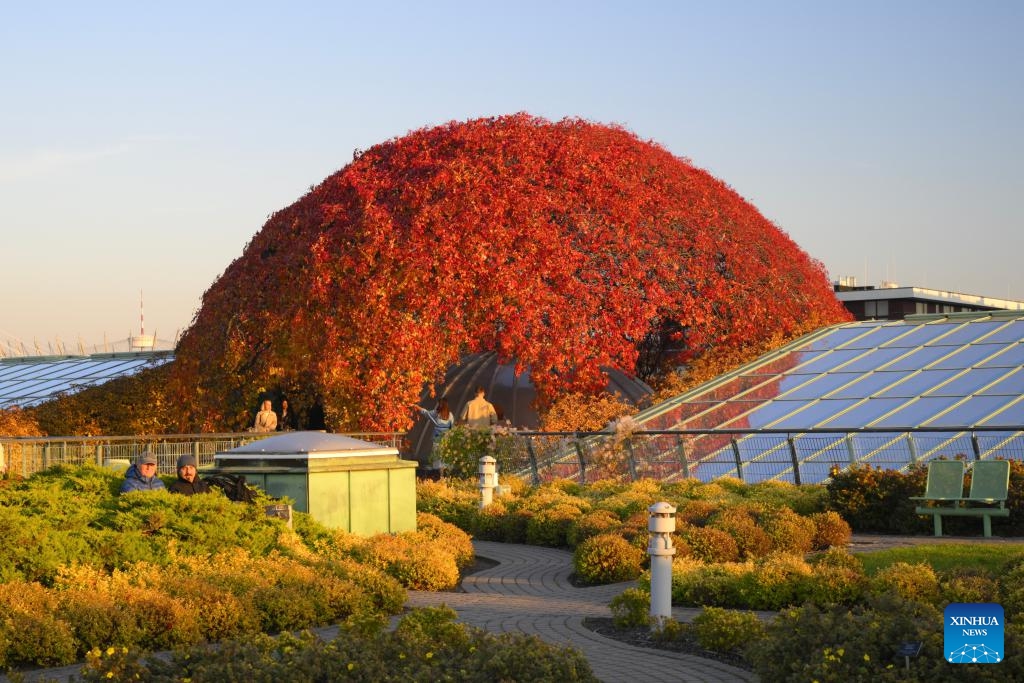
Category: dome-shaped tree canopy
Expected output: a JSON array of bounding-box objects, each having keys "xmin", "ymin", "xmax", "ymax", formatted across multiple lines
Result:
[{"xmin": 172, "ymin": 114, "xmax": 850, "ymax": 432}]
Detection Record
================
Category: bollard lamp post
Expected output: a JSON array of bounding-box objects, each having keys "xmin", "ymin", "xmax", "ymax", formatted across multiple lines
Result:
[
  {"xmin": 648, "ymin": 501, "xmax": 677, "ymax": 628},
  {"xmin": 478, "ymin": 455, "xmax": 497, "ymax": 508}
]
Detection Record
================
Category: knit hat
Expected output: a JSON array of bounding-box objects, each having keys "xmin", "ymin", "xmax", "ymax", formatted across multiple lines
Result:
[
  {"xmin": 139, "ymin": 451, "xmax": 158, "ymax": 465},
  {"xmin": 177, "ymin": 454, "xmax": 197, "ymax": 469}
]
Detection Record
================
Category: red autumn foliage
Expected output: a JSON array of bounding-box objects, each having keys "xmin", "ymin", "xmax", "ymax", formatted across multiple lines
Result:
[{"xmin": 170, "ymin": 114, "xmax": 850, "ymax": 432}]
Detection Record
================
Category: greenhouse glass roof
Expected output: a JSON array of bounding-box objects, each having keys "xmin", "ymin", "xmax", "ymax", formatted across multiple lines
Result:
[
  {"xmin": 629, "ymin": 311, "xmax": 1024, "ymax": 484},
  {"xmin": 0, "ymin": 351, "xmax": 172, "ymax": 409}
]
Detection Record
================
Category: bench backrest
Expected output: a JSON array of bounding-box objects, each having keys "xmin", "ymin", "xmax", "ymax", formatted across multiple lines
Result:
[
  {"xmin": 968, "ymin": 460, "xmax": 1010, "ymax": 502},
  {"xmin": 922, "ymin": 460, "xmax": 966, "ymax": 500}
]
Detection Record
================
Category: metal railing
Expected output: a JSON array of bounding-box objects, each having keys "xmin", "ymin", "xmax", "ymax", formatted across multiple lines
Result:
[
  {"xmin": 4, "ymin": 427, "xmax": 1022, "ymax": 486},
  {"xmin": 0, "ymin": 432, "xmax": 405, "ymax": 478},
  {"xmin": 493, "ymin": 426, "xmax": 1024, "ymax": 486}
]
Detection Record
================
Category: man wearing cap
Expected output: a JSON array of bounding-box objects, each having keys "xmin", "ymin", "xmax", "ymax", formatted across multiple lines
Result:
[
  {"xmin": 168, "ymin": 454, "xmax": 211, "ymax": 495},
  {"xmin": 119, "ymin": 452, "xmax": 167, "ymax": 493}
]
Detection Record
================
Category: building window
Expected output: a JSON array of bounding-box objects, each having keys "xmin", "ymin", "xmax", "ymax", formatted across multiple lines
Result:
[{"xmin": 865, "ymin": 300, "xmax": 890, "ymax": 319}]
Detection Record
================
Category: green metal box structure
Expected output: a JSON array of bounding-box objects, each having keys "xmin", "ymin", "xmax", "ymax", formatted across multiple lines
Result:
[{"xmin": 212, "ymin": 431, "xmax": 417, "ymax": 535}]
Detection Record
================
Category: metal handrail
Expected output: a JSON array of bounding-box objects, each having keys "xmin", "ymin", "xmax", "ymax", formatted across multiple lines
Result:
[{"xmin": 0, "ymin": 431, "xmax": 405, "ymax": 478}]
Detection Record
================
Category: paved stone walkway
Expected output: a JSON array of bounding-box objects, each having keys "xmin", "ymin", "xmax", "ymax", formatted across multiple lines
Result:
[{"xmin": 405, "ymin": 541, "xmax": 757, "ymax": 683}]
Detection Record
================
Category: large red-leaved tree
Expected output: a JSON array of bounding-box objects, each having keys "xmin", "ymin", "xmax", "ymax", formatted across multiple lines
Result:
[{"xmin": 171, "ymin": 114, "xmax": 850, "ymax": 432}]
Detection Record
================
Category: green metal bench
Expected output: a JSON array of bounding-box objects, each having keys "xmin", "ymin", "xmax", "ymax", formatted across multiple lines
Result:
[{"xmin": 912, "ymin": 460, "xmax": 1010, "ymax": 538}]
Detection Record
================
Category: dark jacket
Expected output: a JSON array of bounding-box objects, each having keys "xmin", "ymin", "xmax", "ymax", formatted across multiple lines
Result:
[
  {"xmin": 120, "ymin": 464, "xmax": 167, "ymax": 493},
  {"xmin": 168, "ymin": 476, "xmax": 212, "ymax": 495}
]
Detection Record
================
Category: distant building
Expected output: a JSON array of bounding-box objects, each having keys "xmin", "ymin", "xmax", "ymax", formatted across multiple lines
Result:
[{"xmin": 834, "ymin": 277, "xmax": 1024, "ymax": 321}]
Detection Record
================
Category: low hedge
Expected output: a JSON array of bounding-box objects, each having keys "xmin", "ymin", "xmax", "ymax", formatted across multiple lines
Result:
[
  {"xmin": 827, "ymin": 459, "xmax": 1024, "ymax": 536},
  {"xmin": 78, "ymin": 607, "xmax": 599, "ymax": 683}
]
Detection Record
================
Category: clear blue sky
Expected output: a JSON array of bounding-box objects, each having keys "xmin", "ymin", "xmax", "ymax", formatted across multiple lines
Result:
[{"xmin": 2, "ymin": 1, "xmax": 1022, "ymax": 351}]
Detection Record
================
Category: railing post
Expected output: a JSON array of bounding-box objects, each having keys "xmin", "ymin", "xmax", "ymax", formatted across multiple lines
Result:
[
  {"xmin": 193, "ymin": 441, "xmax": 202, "ymax": 466},
  {"xmin": 95, "ymin": 444, "xmax": 103, "ymax": 466},
  {"xmin": 845, "ymin": 433, "xmax": 858, "ymax": 468},
  {"xmin": 675, "ymin": 435, "xmax": 690, "ymax": 479},
  {"xmin": 787, "ymin": 436, "xmax": 801, "ymax": 485},
  {"xmin": 906, "ymin": 432, "xmax": 918, "ymax": 466},
  {"xmin": 574, "ymin": 436, "xmax": 587, "ymax": 484},
  {"xmin": 624, "ymin": 438, "xmax": 638, "ymax": 481},
  {"xmin": 971, "ymin": 432, "xmax": 982, "ymax": 461},
  {"xmin": 648, "ymin": 502, "xmax": 677, "ymax": 629},
  {"xmin": 43, "ymin": 444, "xmax": 50, "ymax": 470},
  {"xmin": 730, "ymin": 438, "xmax": 744, "ymax": 482},
  {"xmin": 524, "ymin": 438, "xmax": 540, "ymax": 485}
]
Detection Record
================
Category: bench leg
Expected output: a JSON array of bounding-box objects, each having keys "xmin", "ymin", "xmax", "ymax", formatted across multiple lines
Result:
[
  {"xmin": 983, "ymin": 515, "xmax": 992, "ymax": 538},
  {"xmin": 933, "ymin": 514, "xmax": 943, "ymax": 537}
]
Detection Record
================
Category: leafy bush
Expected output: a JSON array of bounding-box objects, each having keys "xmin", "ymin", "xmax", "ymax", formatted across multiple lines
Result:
[
  {"xmin": 939, "ymin": 567, "xmax": 999, "ymax": 604},
  {"xmin": 747, "ymin": 592, "xmax": 1024, "ymax": 683},
  {"xmin": 759, "ymin": 506, "xmax": 816, "ymax": 555},
  {"xmin": 809, "ymin": 510, "xmax": 852, "ymax": 549},
  {"xmin": 567, "ymin": 509, "xmax": 622, "ymax": 548},
  {"xmin": 679, "ymin": 525, "xmax": 740, "ymax": 563},
  {"xmin": 610, "ymin": 587, "xmax": 651, "ymax": 628},
  {"xmin": 827, "ymin": 464, "xmax": 930, "ymax": 534},
  {"xmin": 709, "ymin": 505, "xmax": 773, "ymax": 559},
  {"xmin": 573, "ymin": 533, "xmax": 645, "ymax": 585},
  {"xmin": 691, "ymin": 606, "xmax": 765, "ymax": 653},
  {"xmin": 671, "ymin": 559, "xmax": 748, "ymax": 607},
  {"xmin": 526, "ymin": 502, "xmax": 587, "ymax": 547},
  {"xmin": 738, "ymin": 553, "xmax": 813, "ymax": 610},
  {"xmin": 78, "ymin": 608, "xmax": 600, "ymax": 682},
  {"xmin": 416, "ymin": 512, "xmax": 475, "ymax": 569},
  {"xmin": 434, "ymin": 426, "xmax": 520, "ymax": 479},
  {"xmin": 869, "ymin": 561, "xmax": 940, "ymax": 604}
]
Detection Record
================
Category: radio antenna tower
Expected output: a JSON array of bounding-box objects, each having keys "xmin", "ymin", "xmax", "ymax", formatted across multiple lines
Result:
[{"xmin": 129, "ymin": 290, "xmax": 156, "ymax": 351}]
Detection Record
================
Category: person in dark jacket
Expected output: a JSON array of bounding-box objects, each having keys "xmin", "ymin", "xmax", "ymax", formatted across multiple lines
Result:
[
  {"xmin": 120, "ymin": 452, "xmax": 166, "ymax": 493},
  {"xmin": 168, "ymin": 454, "xmax": 211, "ymax": 495}
]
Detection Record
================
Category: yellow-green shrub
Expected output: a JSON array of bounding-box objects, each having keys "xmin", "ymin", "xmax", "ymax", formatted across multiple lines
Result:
[
  {"xmin": 691, "ymin": 606, "xmax": 765, "ymax": 652},
  {"xmin": 869, "ymin": 561, "xmax": 940, "ymax": 603},
  {"xmin": 738, "ymin": 553, "xmax": 813, "ymax": 610},
  {"xmin": 709, "ymin": 505, "xmax": 773, "ymax": 559},
  {"xmin": 680, "ymin": 525, "xmax": 740, "ymax": 563},
  {"xmin": 809, "ymin": 510, "xmax": 852, "ymax": 549},
  {"xmin": 567, "ymin": 509, "xmax": 623, "ymax": 548},
  {"xmin": 573, "ymin": 533, "xmax": 644, "ymax": 585},
  {"xmin": 760, "ymin": 506, "xmax": 816, "ymax": 554},
  {"xmin": 0, "ymin": 580, "xmax": 77, "ymax": 667},
  {"xmin": 416, "ymin": 512, "xmax": 475, "ymax": 569}
]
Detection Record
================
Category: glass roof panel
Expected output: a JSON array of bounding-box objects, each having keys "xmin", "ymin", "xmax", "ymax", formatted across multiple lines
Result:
[
  {"xmin": 818, "ymin": 398, "xmax": 907, "ymax": 428},
  {"xmin": 840, "ymin": 324, "xmax": 918, "ymax": 349},
  {"xmin": 926, "ymin": 321, "xmax": 1006, "ymax": 346},
  {"xmin": 746, "ymin": 351, "xmax": 825, "ymax": 375},
  {"xmin": 699, "ymin": 375, "xmax": 779, "ymax": 401},
  {"xmin": 979, "ymin": 370, "xmax": 1024, "ymax": 396},
  {"xmin": 829, "ymin": 371, "xmax": 906, "ymax": 399},
  {"xmin": 735, "ymin": 400, "xmax": 813, "ymax": 429},
  {"xmin": 0, "ymin": 353, "xmax": 172, "ymax": 408},
  {"xmin": 682, "ymin": 402, "xmax": 763, "ymax": 430},
  {"xmin": 874, "ymin": 369, "xmax": 961, "ymax": 398},
  {"xmin": 978, "ymin": 399, "xmax": 1024, "ymax": 426},
  {"xmin": 881, "ymin": 323, "xmax": 961, "ymax": 347},
  {"xmin": 792, "ymin": 349, "xmax": 870, "ymax": 374},
  {"xmin": 925, "ymin": 395, "xmax": 1018, "ymax": 427},
  {"xmin": 884, "ymin": 346, "xmax": 952, "ymax": 371},
  {"xmin": 980, "ymin": 320, "xmax": 1024, "ymax": 344},
  {"xmin": 872, "ymin": 396, "xmax": 963, "ymax": 428},
  {"xmin": 803, "ymin": 324, "xmax": 887, "ymax": 351},
  {"xmin": 979, "ymin": 344, "xmax": 1024, "ymax": 368},
  {"xmin": 771, "ymin": 399, "xmax": 863, "ymax": 429},
  {"xmin": 925, "ymin": 368, "xmax": 1011, "ymax": 396},
  {"xmin": 838, "ymin": 347, "xmax": 910, "ymax": 372},
  {"xmin": 781, "ymin": 373, "xmax": 860, "ymax": 400},
  {"xmin": 930, "ymin": 344, "xmax": 1008, "ymax": 369}
]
